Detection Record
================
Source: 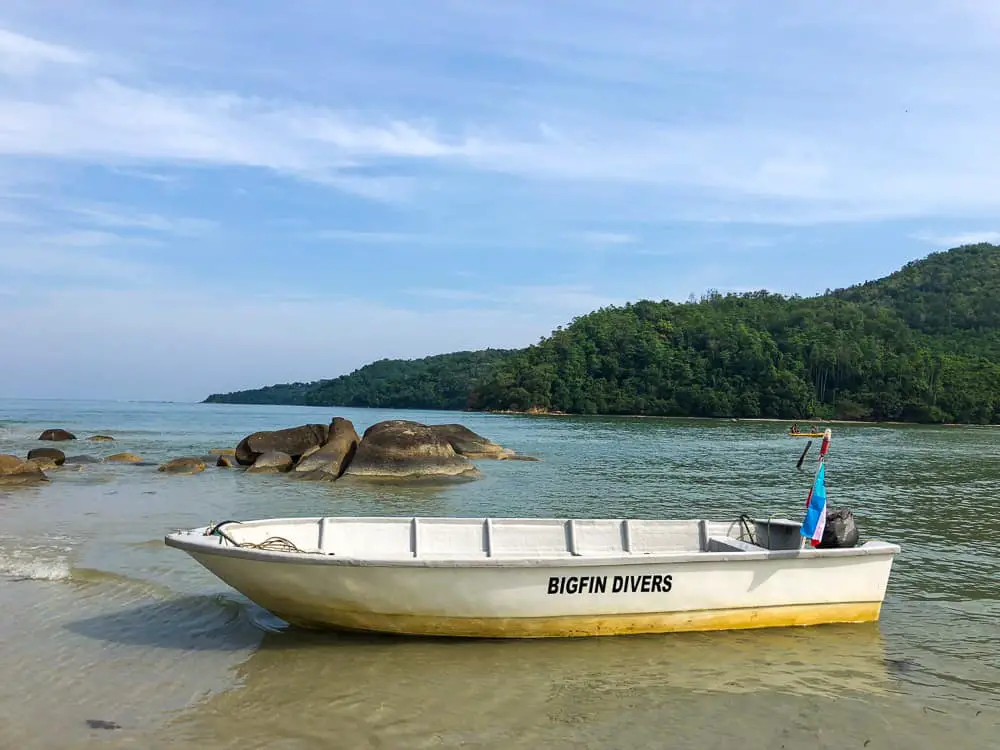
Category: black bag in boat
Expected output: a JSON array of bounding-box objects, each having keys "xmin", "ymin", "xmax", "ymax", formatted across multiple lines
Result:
[{"xmin": 818, "ymin": 507, "xmax": 860, "ymax": 548}]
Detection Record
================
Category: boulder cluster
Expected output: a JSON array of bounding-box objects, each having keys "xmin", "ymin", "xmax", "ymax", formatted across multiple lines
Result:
[
  {"xmin": 232, "ymin": 418, "xmax": 534, "ymax": 481},
  {"xmin": 0, "ymin": 419, "xmax": 535, "ymax": 486},
  {"xmin": 0, "ymin": 432, "xmax": 124, "ymax": 485}
]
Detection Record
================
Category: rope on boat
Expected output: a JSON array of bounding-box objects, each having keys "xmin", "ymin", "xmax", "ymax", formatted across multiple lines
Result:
[{"xmin": 203, "ymin": 520, "xmax": 305, "ymax": 553}]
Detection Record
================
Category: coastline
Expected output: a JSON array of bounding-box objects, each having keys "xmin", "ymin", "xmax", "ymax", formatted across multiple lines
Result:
[
  {"xmin": 194, "ymin": 400, "xmax": 996, "ymax": 428},
  {"xmin": 484, "ymin": 409, "xmax": 995, "ymax": 428}
]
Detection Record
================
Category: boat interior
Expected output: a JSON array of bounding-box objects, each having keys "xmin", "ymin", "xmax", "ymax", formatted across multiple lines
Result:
[{"xmin": 201, "ymin": 515, "xmax": 807, "ymax": 560}]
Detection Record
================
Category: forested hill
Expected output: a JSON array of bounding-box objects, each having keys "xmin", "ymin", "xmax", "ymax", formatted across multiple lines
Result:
[
  {"xmin": 205, "ymin": 243, "xmax": 1000, "ymax": 424},
  {"xmin": 203, "ymin": 349, "xmax": 515, "ymax": 410},
  {"xmin": 833, "ymin": 242, "xmax": 1000, "ymax": 359}
]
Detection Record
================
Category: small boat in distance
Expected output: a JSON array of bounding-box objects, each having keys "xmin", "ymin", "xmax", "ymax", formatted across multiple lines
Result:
[
  {"xmin": 165, "ymin": 514, "xmax": 899, "ymax": 638},
  {"xmin": 788, "ymin": 422, "xmax": 826, "ymax": 438}
]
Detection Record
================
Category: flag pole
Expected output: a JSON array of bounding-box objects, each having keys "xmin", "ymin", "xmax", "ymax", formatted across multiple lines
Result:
[
  {"xmin": 804, "ymin": 428, "xmax": 832, "ymax": 507},
  {"xmin": 800, "ymin": 428, "xmax": 832, "ymax": 547}
]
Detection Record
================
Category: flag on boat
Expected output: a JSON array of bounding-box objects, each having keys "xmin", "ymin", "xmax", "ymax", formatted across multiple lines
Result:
[{"xmin": 800, "ymin": 462, "xmax": 827, "ymax": 547}]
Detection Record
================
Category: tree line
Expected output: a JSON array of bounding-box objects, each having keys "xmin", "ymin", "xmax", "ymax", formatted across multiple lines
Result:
[{"xmin": 205, "ymin": 243, "xmax": 1000, "ymax": 424}]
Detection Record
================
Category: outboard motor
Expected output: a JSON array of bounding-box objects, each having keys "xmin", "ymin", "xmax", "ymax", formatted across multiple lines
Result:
[{"xmin": 818, "ymin": 507, "xmax": 860, "ymax": 548}]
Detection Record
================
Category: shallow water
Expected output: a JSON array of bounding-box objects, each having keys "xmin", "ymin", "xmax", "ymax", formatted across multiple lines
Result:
[{"xmin": 1, "ymin": 399, "xmax": 998, "ymax": 749}]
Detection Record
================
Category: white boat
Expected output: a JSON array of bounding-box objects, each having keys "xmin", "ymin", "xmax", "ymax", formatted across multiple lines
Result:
[{"xmin": 164, "ymin": 514, "xmax": 900, "ymax": 638}]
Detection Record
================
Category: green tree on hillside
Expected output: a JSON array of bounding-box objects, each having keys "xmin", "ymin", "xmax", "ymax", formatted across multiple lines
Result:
[{"xmin": 205, "ymin": 244, "xmax": 1000, "ymax": 424}]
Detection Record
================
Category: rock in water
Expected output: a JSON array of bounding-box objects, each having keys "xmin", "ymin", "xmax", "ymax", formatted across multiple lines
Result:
[
  {"xmin": 208, "ymin": 448, "xmax": 236, "ymax": 456},
  {"xmin": 216, "ymin": 455, "xmax": 238, "ymax": 468},
  {"xmin": 293, "ymin": 417, "xmax": 360, "ymax": 480},
  {"xmin": 158, "ymin": 457, "xmax": 206, "ymax": 475},
  {"xmin": 27, "ymin": 456, "xmax": 60, "ymax": 471},
  {"xmin": 344, "ymin": 420, "xmax": 480, "ymax": 480},
  {"xmin": 86, "ymin": 435, "xmax": 115, "ymax": 442},
  {"xmin": 105, "ymin": 453, "xmax": 144, "ymax": 464},
  {"xmin": 247, "ymin": 451, "xmax": 294, "ymax": 474},
  {"xmin": 234, "ymin": 424, "xmax": 329, "ymax": 466},
  {"xmin": 38, "ymin": 428, "xmax": 76, "ymax": 441},
  {"xmin": 0, "ymin": 454, "xmax": 49, "ymax": 485},
  {"xmin": 427, "ymin": 424, "xmax": 514, "ymax": 459},
  {"xmin": 27, "ymin": 447, "xmax": 66, "ymax": 466}
]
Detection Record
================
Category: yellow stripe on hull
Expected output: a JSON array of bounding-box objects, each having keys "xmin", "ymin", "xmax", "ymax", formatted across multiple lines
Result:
[
  {"xmin": 788, "ymin": 433, "xmax": 825, "ymax": 438},
  {"xmin": 271, "ymin": 601, "xmax": 883, "ymax": 638}
]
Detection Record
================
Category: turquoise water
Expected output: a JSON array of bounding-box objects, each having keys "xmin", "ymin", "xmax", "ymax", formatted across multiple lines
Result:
[{"xmin": 1, "ymin": 399, "xmax": 998, "ymax": 749}]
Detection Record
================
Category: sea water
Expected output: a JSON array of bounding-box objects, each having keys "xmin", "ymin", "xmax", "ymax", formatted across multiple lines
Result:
[{"xmin": 1, "ymin": 399, "xmax": 998, "ymax": 749}]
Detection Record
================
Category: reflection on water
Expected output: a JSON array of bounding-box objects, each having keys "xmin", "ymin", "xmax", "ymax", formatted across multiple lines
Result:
[
  {"xmin": 64, "ymin": 595, "xmax": 994, "ymax": 750},
  {"xmin": 59, "ymin": 594, "xmax": 899, "ymax": 749},
  {"xmin": 2, "ymin": 400, "xmax": 1000, "ymax": 748}
]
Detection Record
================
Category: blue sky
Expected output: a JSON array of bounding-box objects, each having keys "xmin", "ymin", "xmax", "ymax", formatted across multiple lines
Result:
[{"xmin": 3, "ymin": 1, "xmax": 1000, "ymax": 401}]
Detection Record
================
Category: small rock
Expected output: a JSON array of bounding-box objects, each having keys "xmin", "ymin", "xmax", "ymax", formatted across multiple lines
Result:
[
  {"xmin": 0, "ymin": 454, "xmax": 48, "ymax": 485},
  {"xmin": 86, "ymin": 435, "xmax": 115, "ymax": 442},
  {"xmin": 63, "ymin": 455, "xmax": 102, "ymax": 464},
  {"xmin": 158, "ymin": 457, "xmax": 206, "ymax": 475},
  {"xmin": 85, "ymin": 719, "xmax": 121, "ymax": 730},
  {"xmin": 247, "ymin": 451, "xmax": 294, "ymax": 474},
  {"xmin": 105, "ymin": 453, "xmax": 144, "ymax": 464},
  {"xmin": 27, "ymin": 447, "xmax": 66, "ymax": 466},
  {"xmin": 27, "ymin": 456, "xmax": 60, "ymax": 471},
  {"xmin": 216, "ymin": 455, "xmax": 237, "ymax": 468},
  {"xmin": 38, "ymin": 428, "xmax": 76, "ymax": 441}
]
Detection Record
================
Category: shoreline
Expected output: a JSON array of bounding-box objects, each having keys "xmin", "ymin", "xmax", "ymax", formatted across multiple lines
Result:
[
  {"xmin": 485, "ymin": 409, "xmax": 997, "ymax": 428},
  {"xmin": 194, "ymin": 400, "xmax": 997, "ymax": 428}
]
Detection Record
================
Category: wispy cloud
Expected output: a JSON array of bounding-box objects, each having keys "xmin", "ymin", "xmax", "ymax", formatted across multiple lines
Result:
[
  {"xmin": 0, "ymin": 236, "xmax": 163, "ymax": 282},
  {"xmin": 0, "ymin": 207, "xmax": 32, "ymax": 225},
  {"xmin": 2, "ymin": 1, "xmax": 1000, "ymax": 399},
  {"xmin": 67, "ymin": 203, "xmax": 215, "ymax": 236},
  {"xmin": 911, "ymin": 230, "xmax": 1000, "ymax": 247},
  {"xmin": 105, "ymin": 166, "xmax": 183, "ymax": 184},
  {"xmin": 0, "ymin": 74, "xmax": 483, "ymax": 199},
  {"xmin": 307, "ymin": 229, "xmax": 429, "ymax": 244},
  {"xmin": 571, "ymin": 231, "xmax": 638, "ymax": 246},
  {"xmin": 2, "ymin": 4, "xmax": 1000, "ymax": 220},
  {"xmin": 407, "ymin": 284, "xmax": 622, "ymax": 313},
  {"xmin": 0, "ymin": 27, "xmax": 88, "ymax": 77}
]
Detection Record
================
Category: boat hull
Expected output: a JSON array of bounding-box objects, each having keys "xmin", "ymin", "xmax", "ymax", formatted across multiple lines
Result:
[{"xmin": 180, "ymin": 547, "xmax": 894, "ymax": 638}]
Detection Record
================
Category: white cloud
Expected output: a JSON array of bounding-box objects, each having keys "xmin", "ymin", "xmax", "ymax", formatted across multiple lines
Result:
[
  {"xmin": 3, "ymin": 1, "xmax": 1000, "ymax": 227},
  {"xmin": 105, "ymin": 166, "xmax": 183, "ymax": 184},
  {"xmin": 67, "ymin": 203, "xmax": 215, "ymax": 236},
  {"xmin": 911, "ymin": 230, "xmax": 1000, "ymax": 247},
  {"xmin": 307, "ymin": 229, "xmax": 428, "ymax": 244},
  {"xmin": 0, "ymin": 242, "xmax": 160, "ymax": 282},
  {"xmin": 0, "ymin": 207, "xmax": 31, "ymax": 225},
  {"xmin": 572, "ymin": 231, "xmax": 637, "ymax": 246},
  {"xmin": 5, "ymin": 1, "xmax": 1000, "ymax": 403},
  {"xmin": 0, "ymin": 74, "xmax": 480, "ymax": 194},
  {"xmin": 0, "ymin": 28, "xmax": 87, "ymax": 77},
  {"xmin": 2, "ymin": 5, "xmax": 1000, "ymax": 221},
  {"xmin": 408, "ymin": 283, "xmax": 631, "ymax": 314}
]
